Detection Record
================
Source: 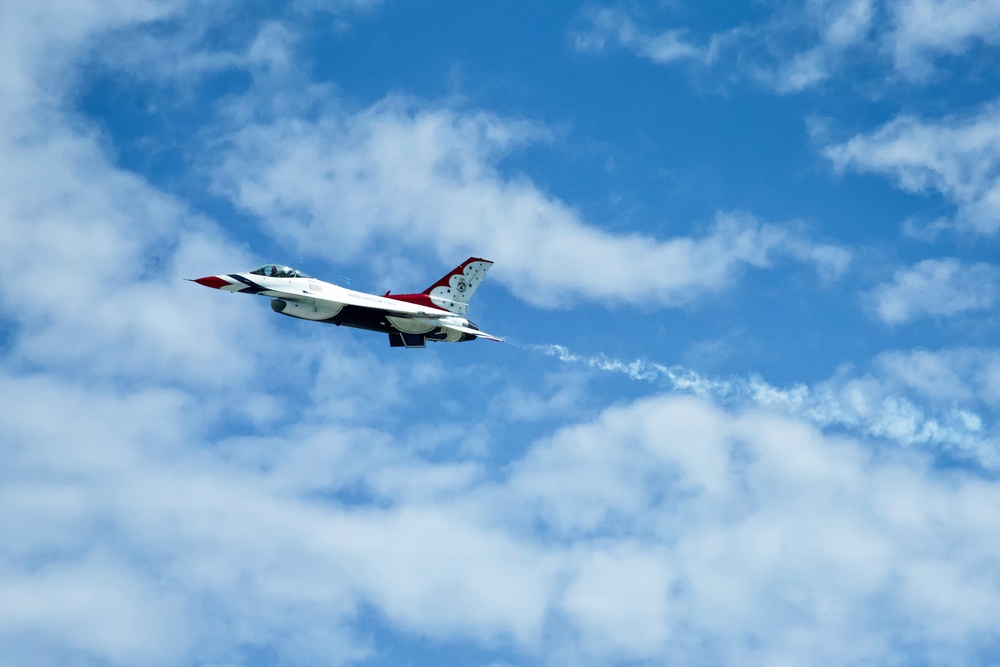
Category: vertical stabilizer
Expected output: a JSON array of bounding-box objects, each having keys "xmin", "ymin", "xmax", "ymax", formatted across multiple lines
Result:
[{"xmin": 422, "ymin": 257, "xmax": 493, "ymax": 315}]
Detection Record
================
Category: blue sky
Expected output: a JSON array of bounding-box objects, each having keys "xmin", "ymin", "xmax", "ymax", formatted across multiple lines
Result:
[{"xmin": 3, "ymin": 0, "xmax": 1000, "ymax": 665}]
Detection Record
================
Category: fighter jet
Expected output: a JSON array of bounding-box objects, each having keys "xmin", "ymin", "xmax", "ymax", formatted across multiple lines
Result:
[{"xmin": 190, "ymin": 257, "xmax": 502, "ymax": 348}]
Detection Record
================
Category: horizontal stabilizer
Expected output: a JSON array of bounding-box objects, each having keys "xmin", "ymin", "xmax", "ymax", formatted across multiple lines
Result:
[{"xmin": 439, "ymin": 322, "xmax": 504, "ymax": 342}]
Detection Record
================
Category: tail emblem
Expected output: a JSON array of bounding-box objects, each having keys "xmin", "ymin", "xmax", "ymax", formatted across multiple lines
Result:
[{"xmin": 423, "ymin": 257, "xmax": 493, "ymax": 315}]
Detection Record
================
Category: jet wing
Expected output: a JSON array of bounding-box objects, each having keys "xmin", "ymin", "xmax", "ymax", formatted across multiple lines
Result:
[{"xmin": 279, "ymin": 291, "xmax": 456, "ymax": 319}]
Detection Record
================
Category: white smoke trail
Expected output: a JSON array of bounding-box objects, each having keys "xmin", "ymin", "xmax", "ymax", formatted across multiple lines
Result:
[{"xmin": 515, "ymin": 342, "xmax": 999, "ymax": 469}]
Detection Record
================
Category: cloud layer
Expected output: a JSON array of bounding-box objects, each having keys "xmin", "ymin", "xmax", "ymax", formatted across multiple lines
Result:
[
  {"xmin": 6, "ymin": 363, "xmax": 1000, "ymax": 666},
  {"xmin": 2, "ymin": 2, "xmax": 999, "ymax": 666}
]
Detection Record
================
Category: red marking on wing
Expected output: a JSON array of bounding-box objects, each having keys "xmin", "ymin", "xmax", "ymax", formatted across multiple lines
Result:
[
  {"xmin": 192, "ymin": 276, "xmax": 231, "ymax": 290},
  {"xmin": 386, "ymin": 293, "xmax": 446, "ymax": 310}
]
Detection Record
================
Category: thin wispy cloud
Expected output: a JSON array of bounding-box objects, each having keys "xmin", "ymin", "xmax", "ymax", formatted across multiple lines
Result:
[
  {"xmin": 570, "ymin": 7, "xmax": 714, "ymax": 65},
  {"xmin": 572, "ymin": 0, "xmax": 1000, "ymax": 90}
]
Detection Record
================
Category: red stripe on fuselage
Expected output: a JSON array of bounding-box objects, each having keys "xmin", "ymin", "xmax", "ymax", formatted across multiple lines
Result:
[{"xmin": 385, "ymin": 293, "xmax": 444, "ymax": 310}]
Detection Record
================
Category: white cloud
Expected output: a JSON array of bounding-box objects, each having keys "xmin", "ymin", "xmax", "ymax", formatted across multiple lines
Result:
[
  {"xmin": 571, "ymin": 0, "xmax": 875, "ymax": 92},
  {"xmin": 0, "ymin": 0, "xmax": 177, "ymax": 116},
  {"xmin": 84, "ymin": 1, "xmax": 380, "ymax": 90},
  {"xmin": 827, "ymin": 0, "xmax": 878, "ymax": 47},
  {"xmin": 570, "ymin": 7, "xmax": 708, "ymax": 65},
  {"xmin": 495, "ymin": 372, "xmax": 590, "ymax": 422},
  {"xmin": 211, "ymin": 97, "xmax": 849, "ymax": 307},
  {"xmin": 561, "ymin": 545, "xmax": 673, "ymax": 658},
  {"xmin": 876, "ymin": 348, "xmax": 977, "ymax": 401},
  {"xmin": 0, "ymin": 120, "xmax": 269, "ymax": 387},
  {"xmin": 873, "ymin": 347, "xmax": 1000, "ymax": 407},
  {"xmin": 824, "ymin": 101, "xmax": 1000, "ymax": 234},
  {"xmin": 0, "ymin": 8, "xmax": 403, "ymax": 660},
  {"xmin": 324, "ymin": 508, "xmax": 558, "ymax": 645},
  {"xmin": 888, "ymin": 0, "xmax": 1000, "ymax": 78},
  {"xmin": 757, "ymin": 0, "xmax": 877, "ymax": 92},
  {"xmin": 574, "ymin": 0, "xmax": 1000, "ymax": 90},
  {"xmin": 498, "ymin": 395, "xmax": 1000, "ymax": 664},
  {"xmin": 867, "ymin": 258, "xmax": 1000, "ymax": 323},
  {"xmin": 0, "ymin": 553, "xmax": 189, "ymax": 666},
  {"xmin": 0, "ymin": 1, "xmax": 281, "ymax": 390},
  {"xmin": 291, "ymin": 0, "xmax": 382, "ymax": 14}
]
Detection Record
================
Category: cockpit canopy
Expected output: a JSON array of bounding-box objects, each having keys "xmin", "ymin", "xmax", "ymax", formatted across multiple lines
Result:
[{"xmin": 249, "ymin": 264, "xmax": 312, "ymax": 279}]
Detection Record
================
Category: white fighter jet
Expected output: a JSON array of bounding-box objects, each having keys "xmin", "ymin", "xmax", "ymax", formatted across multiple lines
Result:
[{"xmin": 190, "ymin": 257, "xmax": 502, "ymax": 348}]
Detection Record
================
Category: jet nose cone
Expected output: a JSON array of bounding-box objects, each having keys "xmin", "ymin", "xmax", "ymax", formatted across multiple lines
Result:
[{"xmin": 190, "ymin": 276, "xmax": 231, "ymax": 289}]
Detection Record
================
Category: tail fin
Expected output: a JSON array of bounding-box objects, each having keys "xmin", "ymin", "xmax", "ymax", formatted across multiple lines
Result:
[{"xmin": 423, "ymin": 257, "xmax": 493, "ymax": 315}]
